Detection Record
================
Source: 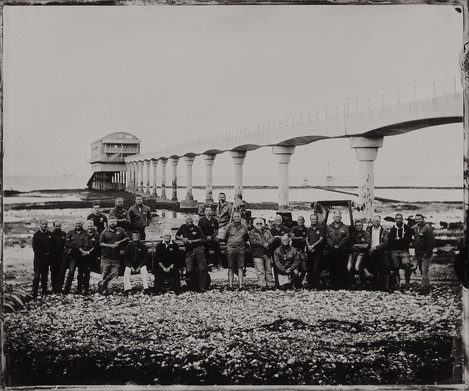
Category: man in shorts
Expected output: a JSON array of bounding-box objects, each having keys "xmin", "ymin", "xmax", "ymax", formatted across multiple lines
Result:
[
  {"xmin": 347, "ymin": 220, "xmax": 371, "ymax": 288},
  {"xmin": 224, "ymin": 211, "xmax": 249, "ymax": 291}
]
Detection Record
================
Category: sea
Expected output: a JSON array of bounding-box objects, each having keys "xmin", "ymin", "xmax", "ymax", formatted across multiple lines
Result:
[{"xmin": 3, "ymin": 174, "xmax": 464, "ymax": 203}]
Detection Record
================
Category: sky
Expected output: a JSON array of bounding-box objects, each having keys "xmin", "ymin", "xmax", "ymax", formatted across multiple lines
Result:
[{"xmin": 3, "ymin": 5, "xmax": 464, "ymax": 184}]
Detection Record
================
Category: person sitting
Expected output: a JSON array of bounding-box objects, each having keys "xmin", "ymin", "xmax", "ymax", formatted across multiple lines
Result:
[
  {"xmin": 291, "ymin": 215, "xmax": 308, "ymax": 289},
  {"xmin": 326, "ymin": 210, "xmax": 350, "ymax": 289},
  {"xmin": 154, "ymin": 229, "xmax": 181, "ymax": 295},
  {"xmin": 347, "ymin": 220, "xmax": 371, "ymax": 289},
  {"xmin": 365, "ymin": 215, "xmax": 390, "ymax": 291},
  {"xmin": 249, "ymin": 218, "xmax": 275, "ymax": 290},
  {"xmin": 274, "ymin": 234, "xmax": 300, "ymax": 290},
  {"xmin": 123, "ymin": 231, "xmax": 150, "ymax": 296}
]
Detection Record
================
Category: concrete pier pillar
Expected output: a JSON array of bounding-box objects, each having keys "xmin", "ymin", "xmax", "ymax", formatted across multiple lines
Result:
[
  {"xmin": 181, "ymin": 155, "xmax": 197, "ymax": 207},
  {"xmin": 349, "ymin": 137, "xmax": 384, "ymax": 222},
  {"xmin": 151, "ymin": 159, "xmax": 158, "ymax": 196},
  {"xmin": 132, "ymin": 162, "xmax": 137, "ymax": 191},
  {"xmin": 272, "ymin": 146, "xmax": 295, "ymax": 211},
  {"xmin": 170, "ymin": 157, "xmax": 179, "ymax": 202},
  {"xmin": 203, "ymin": 154, "xmax": 216, "ymax": 203},
  {"xmin": 230, "ymin": 151, "xmax": 246, "ymax": 205},
  {"xmin": 144, "ymin": 160, "xmax": 151, "ymax": 194},
  {"xmin": 137, "ymin": 161, "xmax": 144, "ymax": 193},
  {"xmin": 160, "ymin": 158, "xmax": 168, "ymax": 200},
  {"xmin": 125, "ymin": 163, "xmax": 130, "ymax": 190}
]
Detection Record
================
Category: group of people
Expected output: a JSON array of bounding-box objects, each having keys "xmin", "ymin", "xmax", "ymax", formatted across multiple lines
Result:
[{"xmin": 31, "ymin": 191, "xmax": 435, "ymax": 297}]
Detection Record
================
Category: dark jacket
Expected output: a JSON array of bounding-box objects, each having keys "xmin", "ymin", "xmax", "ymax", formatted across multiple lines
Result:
[
  {"xmin": 388, "ymin": 224, "xmax": 413, "ymax": 251},
  {"xmin": 128, "ymin": 204, "xmax": 152, "ymax": 231},
  {"xmin": 249, "ymin": 228, "xmax": 274, "ymax": 258},
  {"xmin": 326, "ymin": 222, "xmax": 350, "ymax": 250},
  {"xmin": 155, "ymin": 241, "xmax": 180, "ymax": 269},
  {"xmin": 350, "ymin": 230, "xmax": 371, "ymax": 253},
  {"xmin": 270, "ymin": 225, "xmax": 291, "ymax": 251},
  {"xmin": 413, "ymin": 223, "xmax": 435, "ymax": 256},
  {"xmin": 64, "ymin": 229, "xmax": 88, "ymax": 258},
  {"xmin": 81, "ymin": 230, "xmax": 100, "ymax": 254},
  {"xmin": 124, "ymin": 241, "xmax": 148, "ymax": 269},
  {"xmin": 109, "ymin": 206, "xmax": 131, "ymax": 229},
  {"xmin": 50, "ymin": 229, "xmax": 67, "ymax": 260},
  {"xmin": 32, "ymin": 230, "xmax": 53, "ymax": 258},
  {"xmin": 274, "ymin": 245, "xmax": 300, "ymax": 275}
]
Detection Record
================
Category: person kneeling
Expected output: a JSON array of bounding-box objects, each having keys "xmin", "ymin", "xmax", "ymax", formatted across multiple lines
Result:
[
  {"xmin": 274, "ymin": 234, "xmax": 300, "ymax": 290},
  {"xmin": 123, "ymin": 231, "xmax": 150, "ymax": 296},
  {"xmin": 154, "ymin": 230, "xmax": 181, "ymax": 294},
  {"xmin": 347, "ymin": 220, "xmax": 371, "ymax": 289}
]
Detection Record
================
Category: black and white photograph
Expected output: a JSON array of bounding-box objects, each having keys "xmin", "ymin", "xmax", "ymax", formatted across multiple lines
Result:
[{"xmin": 2, "ymin": 1, "xmax": 469, "ymax": 389}]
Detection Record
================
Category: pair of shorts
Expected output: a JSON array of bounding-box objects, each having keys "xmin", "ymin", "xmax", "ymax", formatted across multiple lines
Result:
[{"xmin": 227, "ymin": 249, "xmax": 245, "ymax": 268}]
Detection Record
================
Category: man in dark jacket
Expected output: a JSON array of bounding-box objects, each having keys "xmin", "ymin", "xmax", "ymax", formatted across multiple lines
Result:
[
  {"xmin": 347, "ymin": 220, "xmax": 371, "ymax": 288},
  {"xmin": 366, "ymin": 215, "xmax": 390, "ymax": 291},
  {"xmin": 77, "ymin": 220, "xmax": 100, "ymax": 295},
  {"xmin": 123, "ymin": 231, "xmax": 150, "ymax": 296},
  {"xmin": 59, "ymin": 220, "xmax": 88, "ymax": 294},
  {"xmin": 32, "ymin": 219, "xmax": 53, "ymax": 298},
  {"xmin": 109, "ymin": 197, "xmax": 131, "ymax": 233},
  {"xmin": 154, "ymin": 229, "xmax": 181, "ymax": 294},
  {"xmin": 291, "ymin": 216, "xmax": 308, "ymax": 288},
  {"xmin": 128, "ymin": 194, "xmax": 153, "ymax": 240},
  {"xmin": 274, "ymin": 234, "xmax": 300, "ymax": 290},
  {"xmin": 249, "ymin": 218, "xmax": 275, "ymax": 290},
  {"xmin": 198, "ymin": 205, "xmax": 222, "ymax": 269},
  {"xmin": 305, "ymin": 214, "xmax": 325, "ymax": 290},
  {"xmin": 413, "ymin": 214, "xmax": 435, "ymax": 295},
  {"xmin": 388, "ymin": 213, "xmax": 413, "ymax": 290},
  {"xmin": 50, "ymin": 221, "xmax": 66, "ymax": 294},
  {"xmin": 326, "ymin": 210, "xmax": 350, "ymax": 289}
]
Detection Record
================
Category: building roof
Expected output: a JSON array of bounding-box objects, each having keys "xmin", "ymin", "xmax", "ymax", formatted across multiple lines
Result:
[{"xmin": 92, "ymin": 132, "xmax": 140, "ymax": 145}]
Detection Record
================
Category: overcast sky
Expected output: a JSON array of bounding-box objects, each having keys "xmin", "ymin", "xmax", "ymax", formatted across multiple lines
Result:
[{"xmin": 3, "ymin": 5, "xmax": 463, "ymax": 183}]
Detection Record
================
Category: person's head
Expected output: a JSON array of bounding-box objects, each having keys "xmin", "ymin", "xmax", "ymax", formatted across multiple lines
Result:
[
  {"xmin": 372, "ymin": 215, "xmax": 381, "ymax": 228},
  {"xmin": 92, "ymin": 202, "xmax": 100, "ymax": 214},
  {"xmin": 310, "ymin": 214, "xmax": 319, "ymax": 226},
  {"xmin": 415, "ymin": 214, "xmax": 425, "ymax": 225},
  {"xmin": 108, "ymin": 216, "xmax": 117, "ymax": 228},
  {"xmin": 204, "ymin": 205, "xmax": 213, "ymax": 218},
  {"xmin": 53, "ymin": 221, "xmax": 62, "ymax": 230},
  {"xmin": 281, "ymin": 233, "xmax": 290, "ymax": 247},
  {"xmin": 218, "ymin": 193, "xmax": 226, "ymax": 203},
  {"xmin": 131, "ymin": 231, "xmax": 140, "ymax": 242},
  {"xmin": 274, "ymin": 214, "xmax": 283, "ymax": 227},
  {"xmin": 39, "ymin": 219, "xmax": 48, "ymax": 231},
  {"xmin": 232, "ymin": 211, "xmax": 242, "ymax": 224},
  {"xmin": 115, "ymin": 197, "xmax": 124, "ymax": 208},
  {"xmin": 297, "ymin": 216, "xmax": 305, "ymax": 226},
  {"xmin": 75, "ymin": 219, "xmax": 84, "ymax": 231},
  {"xmin": 162, "ymin": 229, "xmax": 172, "ymax": 243},
  {"xmin": 135, "ymin": 195, "xmax": 143, "ymax": 205},
  {"xmin": 85, "ymin": 220, "xmax": 94, "ymax": 233},
  {"xmin": 354, "ymin": 220, "xmax": 364, "ymax": 231},
  {"xmin": 333, "ymin": 210, "xmax": 342, "ymax": 223},
  {"xmin": 395, "ymin": 213, "xmax": 404, "ymax": 226},
  {"xmin": 185, "ymin": 215, "xmax": 194, "ymax": 226},
  {"xmin": 253, "ymin": 218, "xmax": 264, "ymax": 230}
]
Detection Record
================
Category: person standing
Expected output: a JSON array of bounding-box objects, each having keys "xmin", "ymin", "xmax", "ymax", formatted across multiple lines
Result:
[
  {"xmin": 176, "ymin": 215, "xmax": 209, "ymax": 292},
  {"xmin": 32, "ymin": 219, "xmax": 53, "ymax": 298},
  {"xmin": 128, "ymin": 194, "xmax": 153, "ymax": 240},
  {"xmin": 154, "ymin": 229, "xmax": 181, "ymax": 294},
  {"xmin": 123, "ymin": 231, "xmax": 150, "ymax": 296},
  {"xmin": 87, "ymin": 202, "xmax": 108, "ymax": 234},
  {"xmin": 366, "ymin": 215, "xmax": 390, "ymax": 291},
  {"xmin": 77, "ymin": 220, "xmax": 100, "ymax": 295},
  {"xmin": 50, "ymin": 221, "xmax": 67, "ymax": 294},
  {"xmin": 274, "ymin": 234, "xmax": 300, "ymax": 290},
  {"xmin": 326, "ymin": 210, "xmax": 350, "ymax": 289},
  {"xmin": 109, "ymin": 196, "xmax": 131, "ymax": 233},
  {"xmin": 98, "ymin": 216, "xmax": 129, "ymax": 295},
  {"xmin": 249, "ymin": 218, "xmax": 275, "ymax": 290},
  {"xmin": 198, "ymin": 205, "xmax": 222, "ymax": 269},
  {"xmin": 216, "ymin": 192, "xmax": 233, "ymax": 236},
  {"xmin": 412, "ymin": 214, "xmax": 435, "ymax": 295},
  {"xmin": 59, "ymin": 220, "xmax": 88, "ymax": 294},
  {"xmin": 224, "ymin": 211, "xmax": 249, "ymax": 291},
  {"xmin": 305, "ymin": 214, "xmax": 325, "ymax": 290},
  {"xmin": 291, "ymin": 216, "xmax": 308, "ymax": 288},
  {"xmin": 388, "ymin": 213, "xmax": 413, "ymax": 291}
]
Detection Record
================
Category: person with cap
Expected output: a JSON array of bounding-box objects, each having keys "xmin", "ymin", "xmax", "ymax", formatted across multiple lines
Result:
[
  {"xmin": 326, "ymin": 210, "xmax": 350, "ymax": 289},
  {"xmin": 98, "ymin": 216, "xmax": 129, "ymax": 295},
  {"xmin": 50, "ymin": 220, "xmax": 67, "ymax": 294},
  {"xmin": 109, "ymin": 197, "xmax": 131, "ymax": 233},
  {"xmin": 77, "ymin": 220, "xmax": 100, "ymax": 295},
  {"xmin": 154, "ymin": 229, "xmax": 181, "ymax": 294},
  {"xmin": 128, "ymin": 194, "xmax": 153, "ymax": 240},
  {"xmin": 224, "ymin": 211, "xmax": 249, "ymax": 291},
  {"xmin": 123, "ymin": 231, "xmax": 150, "ymax": 296},
  {"xmin": 198, "ymin": 204, "xmax": 222, "ymax": 270},
  {"xmin": 273, "ymin": 234, "xmax": 300, "ymax": 290},
  {"xmin": 249, "ymin": 218, "xmax": 275, "ymax": 290},
  {"xmin": 176, "ymin": 215, "xmax": 209, "ymax": 292},
  {"xmin": 412, "ymin": 214, "xmax": 435, "ymax": 295},
  {"xmin": 87, "ymin": 202, "xmax": 108, "ymax": 234},
  {"xmin": 305, "ymin": 213, "xmax": 325, "ymax": 290},
  {"xmin": 59, "ymin": 219, "xmax": 88, "ymax": 294},
  {"xmin": 32, "ymin": 219, "xmax": 53, "ymax": 298}
]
